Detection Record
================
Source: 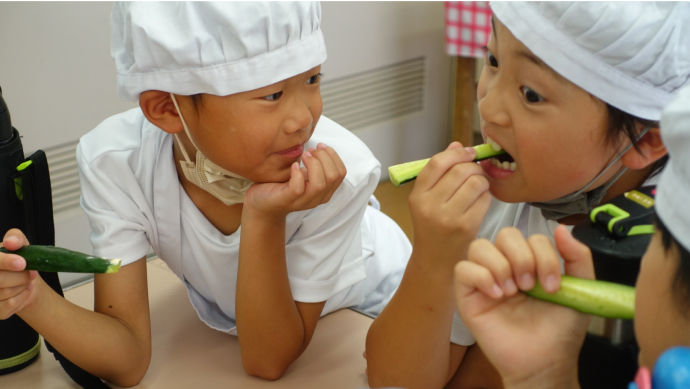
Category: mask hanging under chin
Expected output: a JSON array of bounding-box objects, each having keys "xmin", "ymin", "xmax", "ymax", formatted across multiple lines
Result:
[
  {"xmin": 529, "ymin": 126, "xmax": 651, "ymax": 221},
  {"xmin": 169, "ymin": 93, "xmax": 254, "ymax": 206}
]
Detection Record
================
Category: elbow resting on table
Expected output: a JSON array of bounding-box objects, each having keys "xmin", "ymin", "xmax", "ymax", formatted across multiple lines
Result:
[
  {"xmin": 104, "ymin": 353, "xmax": 151, "ymax": 387},
  {"xmin": 242, "ymin": 356, "xmax": 294, "ymax": 381}
]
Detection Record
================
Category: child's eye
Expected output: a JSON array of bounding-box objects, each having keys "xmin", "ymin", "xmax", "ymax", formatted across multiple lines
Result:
[
  {"xmin": 307, "ymin": 73, "xmax": 322, "ymax": 85},
  {"xmin": 485, "ymin": 49, "xmax": 498, "ymax": 67},
  {"xmin": 263, "ymin": 91, "xmax": 283, "ymax": 101},
  {"xmin": 520, "ymin": 86, "xmax": 544, "ymax": 103}
]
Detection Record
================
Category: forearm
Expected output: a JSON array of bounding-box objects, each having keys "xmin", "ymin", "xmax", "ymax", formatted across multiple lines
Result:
[
  {"xmin": 18, "ymin": 278, "xmax": 150, "ymax": 386},
  {"xmin": 236, "ymin": 212, "xmax": 308, "ymax": 379},
  {"xmin": 366, "ymin": 249, "xmax": 462, "ymax": 389}
]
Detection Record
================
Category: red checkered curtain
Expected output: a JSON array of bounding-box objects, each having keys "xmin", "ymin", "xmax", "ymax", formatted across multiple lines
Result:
[{"xmin": 445, "ymin": 2, "xmax": 492, "ymax": 58}]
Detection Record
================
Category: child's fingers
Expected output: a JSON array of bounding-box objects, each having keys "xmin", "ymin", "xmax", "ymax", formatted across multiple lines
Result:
[
  {"xmin": 455, "ymin": 260, "xmax": 503, "ymax": 301},
  {"xmin": 318, "ymin": 143, "xmax": 347, "ymax": 179},
  {"xmin": 311, "ymin": 147, "xmax": 340, "ymax": 186},
  {"xmin": 0, "ymin": 269, "xmax": 34, "ymax": 289},
  {"xmin": 414, "ymin": 143, "xmax": 477, "ymax": 193},
  {"xmin": 433, "ymin": 161, "xmax": 487, "ymax": 204},
  {"xmin": 554, "ymin": 225, "xmax": 595, "ymax": 280},
  {"xmin": 446, "ymin": 171, "xmax": 490, "ymax": 214},
  {"xmin": 527, "ymin": 235, "xmax": 562, "ymax": 294},
  {"xmin": 0, "ymin": 283, "xmax": 33, "ymax": 301},
  {"xmin": 302, "ymin": 151, "xmax": 326, "ymax": 195},
  {"xmin": 468, "ymin": 239, "xmax": 518, "ymax": 296},
  {"xmin": 0, "ymin": 286, "xmax": 33, "ymax": 320},
  {"xmin": 494, "ymin": 228, "xmax": 537, "ymax": 291},
  {"xmin": 2, "ymin": 229, "xmax": 30, "ymax": 251},
  {"xmin": 287, "ymin": 162, "xmax": 306, "ymax": 198},
  {"xmin": 0, "ymin": 253, "xmax": 26, "ymax": 271}
]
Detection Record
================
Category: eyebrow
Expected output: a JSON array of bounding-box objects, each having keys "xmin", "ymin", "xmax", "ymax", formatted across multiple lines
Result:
[{"xmin": 516, "ymin": 50, "xmax": 567, "ymax": 84}]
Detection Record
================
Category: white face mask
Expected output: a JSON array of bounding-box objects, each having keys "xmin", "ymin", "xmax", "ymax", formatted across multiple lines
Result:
[{"xmin": 170, "ymin": 93, "xmax": 253, "ymax": 206}]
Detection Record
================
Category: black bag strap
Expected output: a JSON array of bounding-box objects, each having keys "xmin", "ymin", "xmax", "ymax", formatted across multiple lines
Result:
[{"xmin": 19, "ymin": 151, "xmax": 110, "ymax": 389}]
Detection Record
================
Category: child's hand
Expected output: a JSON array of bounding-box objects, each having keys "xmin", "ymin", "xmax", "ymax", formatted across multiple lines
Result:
[
  {"xmin": 244, "ymin": 143, "xmax": 347, "ymax": 218},
  {"xmin": 454, "ymin": 225, "xmax": 593, "ymax": 388},
  {"xmin": 0, "ymin": 229, "xmax": 38, "ymax": 319},
  {"xmin": 408, "ymin": 142, "xmax": 491, "ymax": 270}
]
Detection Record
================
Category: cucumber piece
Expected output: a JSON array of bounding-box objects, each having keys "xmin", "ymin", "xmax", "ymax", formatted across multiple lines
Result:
[
  {"xmin": 524, "ymin": 275, "xmax": 635, "ymax": 319},
  {"xmin": 473, "ymin": 143, "xmax": 507, "ymax": 161},
  {"xmin": 0, "ymin": 245, "xmax": 121, "ymax": 274},
  {"xmin": 388, "ymin": 158, "xmax": 430, "ymax": 187},
  {"xmin": 387, "ymin": 144, "xmax": 507, "ymax": 187}
]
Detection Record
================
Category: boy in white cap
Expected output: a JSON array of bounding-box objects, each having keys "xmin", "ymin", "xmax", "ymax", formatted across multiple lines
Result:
[
  {"xmin": 0, "ymin": 2, "xmax": 410, "ymax": 385},
  {"xmin": 367, "ymin": 2, "xmax": 689, "ymax": 388},
  {"xmin": 454, "ymin": 83, "xmax": 690, "ymax": 389}
]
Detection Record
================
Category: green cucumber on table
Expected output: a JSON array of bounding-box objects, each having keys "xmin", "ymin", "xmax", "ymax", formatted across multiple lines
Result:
[
  {"xmin": 0, "ymin": 245, "xmax": 121, "ymax": 274},
  {"xmin": 388, "ymin": 143, "xmax": 507, "ymax": 187},
  {"xmin": 525, "ymin": 275, "xmax": 635, "ymax": 319}
]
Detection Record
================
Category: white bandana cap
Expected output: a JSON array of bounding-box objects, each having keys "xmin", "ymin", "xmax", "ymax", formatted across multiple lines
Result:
[
  {"xmin": 656, "ymin": 84, "xmax": 690, "ymax": 252},
  {"xmin": 111, "ymin": 1, "xmax": 326, "ymax": 101},
  {"xmin": 490, "ymin": 2, "xmax": 690, "ymax": 121}
]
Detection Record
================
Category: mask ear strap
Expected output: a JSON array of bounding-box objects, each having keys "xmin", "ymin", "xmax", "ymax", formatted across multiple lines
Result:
[
  {"xmin": 169, "ymin": 93, "xmax": 195, "ymax": 164},
  {"xmin": 573, "ymin": 125, "xmax": 652, "ymax": 196}
]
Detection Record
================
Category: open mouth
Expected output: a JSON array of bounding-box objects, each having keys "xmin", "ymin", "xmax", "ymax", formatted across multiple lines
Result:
[{"xmin": 485, "ymin": 135, "xmax": 516, "ymax": 171}]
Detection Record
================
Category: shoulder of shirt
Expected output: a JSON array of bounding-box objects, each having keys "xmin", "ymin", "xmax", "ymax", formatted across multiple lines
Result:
[
  {"xmin": 310, "ymin": 116, "xmax": 381, "ymax": 189},
  {"xmin": 77, "ymin": 108, "xmax": 162, "ymax": 166}
]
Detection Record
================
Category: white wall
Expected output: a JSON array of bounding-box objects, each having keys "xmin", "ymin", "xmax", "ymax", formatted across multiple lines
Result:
[{"xmin": 0, "ymin": 2, "xmax": 136, "ymax": 153}]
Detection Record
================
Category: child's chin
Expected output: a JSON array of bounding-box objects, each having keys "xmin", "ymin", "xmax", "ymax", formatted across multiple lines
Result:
[{"xmin": 488, "ymin": 184, "xmax": 525, "ymax": 204}]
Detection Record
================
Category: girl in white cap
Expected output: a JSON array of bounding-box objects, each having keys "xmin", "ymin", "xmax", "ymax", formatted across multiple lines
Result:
[
  {"xmin": 367, "ymin": 2, "xmax": 689, "ymax": 388},
  {"xmin": 454, "ymin": 83, "xmax": 690, "ymax": 389},
  {"xmin": 0, "ymin": 2, "xmax": 410, "ymax": 385}
]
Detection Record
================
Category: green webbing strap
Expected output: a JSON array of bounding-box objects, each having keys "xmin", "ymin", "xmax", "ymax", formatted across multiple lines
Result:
[{"xmin": 0, "ymin": 337, "xmax": 40, "ymax": 370}]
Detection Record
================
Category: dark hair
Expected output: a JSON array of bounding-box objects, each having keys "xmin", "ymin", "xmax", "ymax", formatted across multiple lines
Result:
[
  {"xmin": 606, "ymin": 104, "xmax": 668, "ymax": 178},
  {"xmin": 190, "ymin": 93, "xmax": 204, "ymax": 113},
  {"xmin": 654, "ymin": 212, "xmax": 690, "ymax": 315}
]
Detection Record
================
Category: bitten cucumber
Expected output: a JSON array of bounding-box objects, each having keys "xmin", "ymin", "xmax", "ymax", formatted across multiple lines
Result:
[
  {"xmin": 388, "ymin": 143, "xmax": 507, "ymax": 187},
  {"xmin": 0, "ymin": 245, "xmax": 121, "ymax": 274},
  {"xmin": 525, "ymin": 275, "xmax": 635, "ymax": 319}
]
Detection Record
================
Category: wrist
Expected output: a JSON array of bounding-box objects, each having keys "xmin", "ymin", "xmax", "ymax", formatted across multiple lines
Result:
[
  {"xmin": 242, "ymin": 204, "xmax": 287, "ymax": 224},
  {"xmin": 503, "ymin": 362, "xmax": 580, "ymax": 389}
]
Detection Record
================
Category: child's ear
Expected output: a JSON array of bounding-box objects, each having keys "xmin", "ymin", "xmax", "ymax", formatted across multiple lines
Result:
[
  {"xmin": 621, "ymin": 126, "xmax": 667, "ymax": 170},
  {"xmin": 139, "ymin": 91, "xmax": 184, "ymax": 134}
]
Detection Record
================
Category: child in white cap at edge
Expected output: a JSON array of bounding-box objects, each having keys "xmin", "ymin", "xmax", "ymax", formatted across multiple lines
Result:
[
  {"xmin": 453, "ymin": 83, "xmax": 690, "ymax": 389},
  {"xmin": 0, "ymin": 2, "xmax": 411, "ymax": 385},
  {"xmin": 366, "ymin": 2, "xmax": 690, "ymax": 389}
]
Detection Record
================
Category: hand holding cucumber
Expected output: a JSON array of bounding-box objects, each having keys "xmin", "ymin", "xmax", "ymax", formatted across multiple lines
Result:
[
  {"xmin": 454, "ymin": 225, "xmax": 601, "ymax": 387},
  {"xmin": 407, "ymin": 142, "xmax": 492, "ymax": 271},
  {"xmin": 0, "ymin": 230, "xmax": 39, "ymax": 319}
]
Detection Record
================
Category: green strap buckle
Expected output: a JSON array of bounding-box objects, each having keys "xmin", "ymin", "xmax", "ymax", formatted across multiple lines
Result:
[
  {"xmin": 13, "ymin": 160, "xmax": 33, "ymax": 200},
  {"xmin": 590, "ymin": 204, "xmax": 654, "ymax": 237}
]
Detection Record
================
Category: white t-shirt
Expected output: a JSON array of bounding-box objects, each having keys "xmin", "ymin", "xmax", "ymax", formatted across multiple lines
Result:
[
  {"xmin": 450, "ymin": 174, "xmax": 660, "ymax": 345},
  {"xmin": 77, "ymin": 108, "xmax": 409, "ymax": 333}
]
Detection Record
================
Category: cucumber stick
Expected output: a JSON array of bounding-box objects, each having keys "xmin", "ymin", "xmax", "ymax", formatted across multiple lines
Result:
[
  {"xmin": 525, "ymin": 275, "xmax": 635, "ymax": 319},
  {"xmin": 388, "ymin": 144, "xmax": 507, "ymax": 187},
  {"xmin": 0, "ymin": 245, "xmax": 121, "ymax": 274}
]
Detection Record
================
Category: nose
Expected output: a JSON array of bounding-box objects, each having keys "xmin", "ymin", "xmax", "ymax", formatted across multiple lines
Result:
[
  {"xmin": 477, "ymin": 73, "xmax": 511, "ymax": 129},
  {"xmin": 285, "ymin": 94, "xmax": 315, "ymax": 134}
]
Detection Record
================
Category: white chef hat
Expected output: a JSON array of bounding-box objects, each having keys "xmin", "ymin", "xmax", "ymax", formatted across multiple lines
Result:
[
  {"xmin": 490, "ymin": 2, "xmax": 690, "ymax": 121},
  {"xmin": 656, "ymin": 84, "xmax": 690, "ymax": 252},
  {"xmin": 111, "ymin": 1, "xmax": 326, "ymax": 101}
]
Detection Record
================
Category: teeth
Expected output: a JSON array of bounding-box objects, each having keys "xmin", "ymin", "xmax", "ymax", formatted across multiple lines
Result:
[
  {"xmin": 488, "ymin": 157, "xmax": 518, "ymax": 171},
  {"xmin": 486, "ymin": 135, "xmax": 502, "ymax": 152}
]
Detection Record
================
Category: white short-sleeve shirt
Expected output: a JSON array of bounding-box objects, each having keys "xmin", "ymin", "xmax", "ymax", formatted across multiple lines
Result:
[
  {"xmin": 77, "ymin": 109, "xmax": 408, "ymax": 333},
  {"xmin": 450, "ymin": 174, "xmax": 660, "ymax": 345}
]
